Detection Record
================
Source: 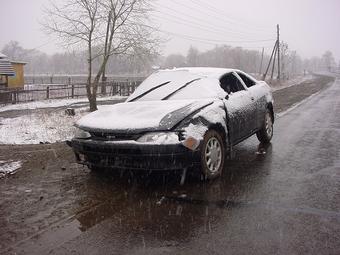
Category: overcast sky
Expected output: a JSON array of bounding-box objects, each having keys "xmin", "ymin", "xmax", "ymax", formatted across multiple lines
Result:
[{"xmin": 1, "ymin": 0, "xmax": 339, "ymax": 61}]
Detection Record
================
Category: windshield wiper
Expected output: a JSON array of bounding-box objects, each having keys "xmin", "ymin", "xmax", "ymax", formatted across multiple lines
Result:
[
  {"xmin": 161, "ymin": 78, "xmax": 201, "ymax": 100},
  {"xmin": 128, "ymin": 81, "xmax": 171, "ymax": 102}
]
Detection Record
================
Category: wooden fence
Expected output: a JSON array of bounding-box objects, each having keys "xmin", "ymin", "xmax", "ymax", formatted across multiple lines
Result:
[
  {"xmin": 0, "ymin": 80, "xmax": 142, "ymax": 105},
  {"xmin": 24, "ymin": 75, "xmax": 146, "ymax": 85}
]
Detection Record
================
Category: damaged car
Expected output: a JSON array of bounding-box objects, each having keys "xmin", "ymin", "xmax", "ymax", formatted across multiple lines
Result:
[{"xmin": 67, "ymin": 68, "xmax": 274, "ymax": 180}]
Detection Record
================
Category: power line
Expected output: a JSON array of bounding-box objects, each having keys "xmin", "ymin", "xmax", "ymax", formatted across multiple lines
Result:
[
  {"xmin": 28, "ymin": 40, "xmax": 55, "ymax": 51},
  {"xmin": 158, "ymin": 29, "xmax": 274, "ymax": 49},
  {"xmin": 152, "ymin": 13, "xmax": 256, "ymax": 40},
  {"xmin": 152, "ymin": 3, "xmax": 273, "ymax": 39},
  {"xmin": 151, "ymin": 2, "xmax": 279, "ymax": 55},
  {"xmin": 171, "ymin": 0, "xmax": 273, "ymax": 33},
  {"xmin": 131, "ymin": 22, "xmax": 275, "ymax": 49},
  {"xmin": 151, "ymin": 12, "xmax": 272, "ymax": 43},
  {"xmin": 187, "ymin": 0, "xmax": 273, "ymax": 32},
  {"xmin": 151, "ymin": 10, "xmax": 243, "ymax": 38},
  {"xmin": 160, "ymin": 30, "xmax": 275, "ymax": 44}
]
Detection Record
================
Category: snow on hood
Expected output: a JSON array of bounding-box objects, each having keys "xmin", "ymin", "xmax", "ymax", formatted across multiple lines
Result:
[{"xmin": 76, "ymin": 99, "xmax": 214, "ymax": 132}]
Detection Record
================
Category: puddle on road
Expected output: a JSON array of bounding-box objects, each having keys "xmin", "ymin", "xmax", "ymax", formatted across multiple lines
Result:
[{"xmin": 60, "ymin": 140, "xmax": 274, "ymax": 235}]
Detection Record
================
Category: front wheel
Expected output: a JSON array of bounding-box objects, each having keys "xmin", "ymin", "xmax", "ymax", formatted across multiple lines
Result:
[
  {"xmin": 256, "ymin": 110, "xmax": 273, "ymax": 144},
  {"xmin": 88, "ymin": 165, "xmax": 105, "ymax": 173},
  {"xmin": 200, "ymin": 130, "xmax": 225, "ymax": 180}
]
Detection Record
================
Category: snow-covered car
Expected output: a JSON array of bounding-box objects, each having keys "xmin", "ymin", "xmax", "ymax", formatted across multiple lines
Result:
[{"xmin": 68, "ymin": 68, "xmax": 274, "ymax": 179}]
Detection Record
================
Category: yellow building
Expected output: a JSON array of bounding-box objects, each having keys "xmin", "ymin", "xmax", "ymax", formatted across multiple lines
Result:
[
  {"xmin": 0, "ymin": 53, "xmax": 26, "ymax": 89},
  {"xmin": 8, "ymin": 61, "xmax": 27, "ymax": 88}
]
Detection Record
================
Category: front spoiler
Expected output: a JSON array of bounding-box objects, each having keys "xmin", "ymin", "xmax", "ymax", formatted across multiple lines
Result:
[{"xmin": 68, "ymin": 139, "xmax": 201, "ymax": 171}]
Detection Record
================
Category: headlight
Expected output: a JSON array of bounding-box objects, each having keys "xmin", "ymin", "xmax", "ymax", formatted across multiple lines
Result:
[
  {"xmin": 74, "ymin": 127, "xmax": 91, "ymax": 139},
  {"xmin": 137, "ymin": 132, "xmax": 179, "ymax": 144}
]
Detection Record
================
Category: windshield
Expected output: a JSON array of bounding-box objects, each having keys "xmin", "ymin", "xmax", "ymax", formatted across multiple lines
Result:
[{"xmin": 126, "ymin": 70, "xmax": 226, "ymax": 102}]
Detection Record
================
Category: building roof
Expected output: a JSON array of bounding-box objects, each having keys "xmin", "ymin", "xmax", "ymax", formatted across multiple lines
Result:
[
  {"xmin": 11, "ymin": 61, "xmax": 27, "ymax": 65},
  {"xmin": 0, "ymin": 58, "xmax": 15, "ymax": 76}
]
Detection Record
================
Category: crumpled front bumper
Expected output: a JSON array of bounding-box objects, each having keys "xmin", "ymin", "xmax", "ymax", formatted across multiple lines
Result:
[{"xmin": 67, "ymin": 139, "xmax": 201, "ymax": 171}]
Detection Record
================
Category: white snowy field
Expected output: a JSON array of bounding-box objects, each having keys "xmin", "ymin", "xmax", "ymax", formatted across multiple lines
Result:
[
  {"xmin": 0, "ymin": 109, "xmax": 86, "ymax": 144},
  {"xmin": 0, "ymin": 95, "xmax": 126, "ymax": 112},
  {"xmin": 0, "ymin": 96, "xmax": 127, "ymax": 145},
  {"xmin": 269, "ymin": 74, "xmax": 315, "ymax": 91}
]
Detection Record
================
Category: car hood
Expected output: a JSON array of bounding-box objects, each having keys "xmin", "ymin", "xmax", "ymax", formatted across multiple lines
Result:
[{"xmin": 76, "ymin": 99, "xmax": 214, "ymax": 133}]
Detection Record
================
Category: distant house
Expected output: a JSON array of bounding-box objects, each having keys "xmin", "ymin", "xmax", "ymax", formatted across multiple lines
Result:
[
  {"xmin": 0, "ymin": 53, "xmax": 26, "ymax": 89},
  {"xmin": 0, "ymin": 53, "xmax": 15, "ymax": 89},
  {"xmin": 8, "ymin": 61, "xmax": 27, "ymax": 88}
]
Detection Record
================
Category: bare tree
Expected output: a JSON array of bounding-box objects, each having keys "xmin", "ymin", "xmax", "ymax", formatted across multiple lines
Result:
[
  {"xmin": 186, "ymin": 46, "xmax": 199, "ymax": 67},
  {"xmin": 163, "ymin": 54, "xmax": 186, "ymax": 69},
  {"xmin": 43, "ymin": 0, "xmax": 159, "ymax": 111},
  {"xmin": 279, "ymin": 42, "xmax": 289, "ymax": 79},
  {"xmin": 2, "ymin": 41, "xmax": 26, "ymax": 60},
  {"xmin": 322, "ymin": 51, "xmax": 335, "ymax": 72}
]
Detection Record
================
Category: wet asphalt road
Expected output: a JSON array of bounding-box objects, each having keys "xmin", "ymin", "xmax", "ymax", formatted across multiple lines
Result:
[{"xmin": 1, "ymin": 75, "xmax": 340, "ymax": 254}]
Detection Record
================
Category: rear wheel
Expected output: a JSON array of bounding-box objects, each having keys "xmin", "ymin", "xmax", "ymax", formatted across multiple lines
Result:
[
  {"xmin": 200, "ymin": 130, "xmax": 225, "ymax": 180},
  {"xmin": 256, "ymin": 109, "xmax": 273, "ymax": 144}
]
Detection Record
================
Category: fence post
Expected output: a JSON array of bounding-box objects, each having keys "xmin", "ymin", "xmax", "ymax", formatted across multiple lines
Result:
[
  {"xmin": 46, "ymin": 86, "xmax": 50, "ymax": 99},
  {"xmin": 133, "ymin": 81, "xmax": 136, "ymax": 93},
  {"xmin": 71, "ymin": 84, "xmax": 74, "ymax": 98},
  {"xmin": 110, "ymin": 82, "xmax": 113, "ymax": 96},
  {"xmin": 11, "ymin": 91, "xmax": 16, "ymax": 104},
  {"xmin": 101, "ymin": 78, "xmax": 107, "ymax": 96}
]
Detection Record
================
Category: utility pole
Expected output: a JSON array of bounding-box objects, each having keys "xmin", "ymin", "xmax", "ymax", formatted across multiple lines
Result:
[
  {"xmin": 271, "ymin": 45, "xmax": 278, "ymax": 79},
  {"xmin": 263, "ymin": 41, "xmax": 277, "ymax": 80},
  {"xmin": 277, "ymin": 24, "xmax": 281, "ymax": 80},
  {"xmin": 259, "ymin": 47, "xmax": 264, "ymax": 75}
]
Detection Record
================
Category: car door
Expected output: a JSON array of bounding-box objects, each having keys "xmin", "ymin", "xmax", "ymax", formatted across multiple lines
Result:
[
  {"xmin": 220, "ymin": 72, "xmax": 257, "ymax": 145},
  {"xmin": 236, "ymin": 71, "xmax": 268, "ymax": 130}
]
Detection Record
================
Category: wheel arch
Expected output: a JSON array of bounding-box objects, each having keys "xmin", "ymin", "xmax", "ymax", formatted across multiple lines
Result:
[
  {"xmin": 207, "ymin": 123, "xmax": 228, "ymax": 148},
  {"xmin": 267, "ymin": 102, "xmax": 275, "ymax": 123}
]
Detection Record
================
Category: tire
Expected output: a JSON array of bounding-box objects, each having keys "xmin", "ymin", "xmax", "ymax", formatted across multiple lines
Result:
[
  {"xmin": 200, "ymin": 130, "xmax": 225, "ymax": 180},
  {"xmin": 88, "ymin": 165, "xmax": 104, "ymax": 173},
  {"xmin": 256, "ymin": 109, "xmax": 273, "ymax": 144}
]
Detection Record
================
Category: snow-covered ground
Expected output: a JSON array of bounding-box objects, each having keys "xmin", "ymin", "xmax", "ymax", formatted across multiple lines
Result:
[
  {"xmin": 0, "ymin": 109, "xmax": 87, "ymax": 144},
  {"xmin": 0, "ymin": 95, "xmax": 127, "ymax": 144},
  {"xmin": 0, "ymin": 95, "xmax": 126, "ymax": 112},
  {"xmin": 269, "ymin": 74, "xmax": 315, "ymax": 91},
  {"xmin": 0, "ymin": 96, "xmax": 128, "ymax": 145}
]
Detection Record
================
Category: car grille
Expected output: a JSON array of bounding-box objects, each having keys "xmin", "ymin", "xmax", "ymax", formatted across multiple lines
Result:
[{"xmin": 90, "ymin": 132, "xmax": 141, "ymax": 141}]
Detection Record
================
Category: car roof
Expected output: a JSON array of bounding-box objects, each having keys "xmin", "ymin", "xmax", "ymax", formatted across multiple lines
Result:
[{"xmin": 157, "ymin": 67, "xmax": 238, "ymax": 79}]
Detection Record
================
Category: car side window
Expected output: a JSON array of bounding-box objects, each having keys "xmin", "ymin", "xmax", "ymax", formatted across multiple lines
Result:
[
  {"xmin": 220, "ymin": 73, "xmax": 245, "ymax": 94},
  {"xmin": 237, "ymin": 72, "xmax": 256, "ymax": 88}
]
